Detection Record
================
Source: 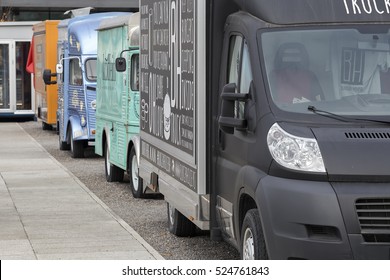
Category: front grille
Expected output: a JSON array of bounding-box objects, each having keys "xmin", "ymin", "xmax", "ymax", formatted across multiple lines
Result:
[{"xmin": 355, "ymin": 198, "xmax": 390, "ymax": 243}]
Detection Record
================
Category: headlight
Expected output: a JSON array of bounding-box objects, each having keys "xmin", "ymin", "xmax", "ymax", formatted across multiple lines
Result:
[
  {"xmin": 80, "ymin": 115, "xmax": 86, "ymax": 127},
  {"xmin": 267, "ymin": 123, "xmax": 325, "ymax": 173},
  {"xmin": 91, "ymin": 100, "xmax": 96, "ymax": 110}
]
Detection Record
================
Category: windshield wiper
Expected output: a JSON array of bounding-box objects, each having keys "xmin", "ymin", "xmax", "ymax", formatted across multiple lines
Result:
[
  {"xmin": 307, "ymin": 106, "xmax": 390, "ymax": 125},
  {"xmin": 307, "ymin": 106, "xmax": 353, "ymax": 122}
]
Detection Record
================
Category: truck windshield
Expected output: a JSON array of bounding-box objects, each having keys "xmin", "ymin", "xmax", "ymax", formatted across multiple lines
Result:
[{"xmin": 261, "ymin": 26, "xmax": 390, "ymax": 117}]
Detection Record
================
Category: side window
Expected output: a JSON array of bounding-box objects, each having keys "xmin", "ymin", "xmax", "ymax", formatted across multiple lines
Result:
[
  {"xmin": 131, "ymin": 54, "xmax": 139, "ymax": 91},
  {"xmin": 69, "ymin": 58, "xmax": 82, "ymax": 86},
  {"xmin": 85, "ymin": 59, "xmax": 97, "ymax": 81},
  {"xmin": 228, "ymin": 36, "xmax": 242, "ymax": 86},
  {"xmin": 240, "ymin": 42, "xmax": 253, "ymax": 94},
  {"xmin": 227, "ymin": 35, "xmax": 253, "ymax": 120}
]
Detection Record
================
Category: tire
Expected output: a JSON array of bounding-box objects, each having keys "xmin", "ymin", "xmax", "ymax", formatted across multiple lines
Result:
[
  {"xmin": 70, "ymin": 129, "xmax": 84, "ymax": 158},
  {"xmin": 240, "ymin": 209, "xmax": 268, "ymax": 260},
  {"xmin": 128, "ymin": 146, "xmax": 142, "ymax": 198},
  {"xmin": 59, "ymin": 132, "xmax": 70, "ymax": 151},
  {"xmin": 167, "ymin": 202, "xmax": 196, "ymax": 237},
  {"xmin": 104, "ymin": 140, "xmax": 124, "ymax": 182},
  {"xmin": 42, "ymin": 122, "xmax": 52, "ymax": 130}
]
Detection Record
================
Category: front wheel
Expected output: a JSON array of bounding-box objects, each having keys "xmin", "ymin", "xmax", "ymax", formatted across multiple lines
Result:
[
  {"xmin": 240, "ymin": 209, "xmax": 268, "ymax": 260},
  {"xmin": 104, "ymin": 140, "xmax": 124, "ymax": 182},
  {"xmin": 59, "ymin": 132, "xmax": 70, "ymax": 151},
  {"xmin": 167, "ymin": 202, "xmax": 196, "ymax": 237},
  {"xmin": 128, "ymin": 146, "xmax": 142, "ymax": 198},
  {"xmin": 70, "ymin": 129, "xmax": 84, "ymax": 158}
]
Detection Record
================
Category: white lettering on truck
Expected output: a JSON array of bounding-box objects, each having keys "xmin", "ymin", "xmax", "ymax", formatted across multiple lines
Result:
[{"xmin": 343, "ymin": 0, "xmax": 390, "ymax": 14}]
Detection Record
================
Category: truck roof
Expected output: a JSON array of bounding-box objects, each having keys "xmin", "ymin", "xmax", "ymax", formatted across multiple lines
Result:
[
  {"xmin": 63, "ymin": 12, "xmax": 128, "ymax": 54},
  {"xmin": 235, "ymin": 0, "xmax": 390, "ymax": 25},
  {"xmin": 97, "ymin": 12, "xmax": 140, "ymax": 47},
  {"xmin": 97, "ymin": 13, "xmax": 133, "ymax": 30}
]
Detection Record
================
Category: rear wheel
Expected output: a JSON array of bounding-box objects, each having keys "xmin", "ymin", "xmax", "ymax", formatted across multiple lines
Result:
[
  {"xmin": 167, "ymin": 202, "xmax": 196, "ymax": 237},
  {"xmin": 70, "ymin": 128, "xmax": 84, "ymax": 158},
  {"xmin": 240, "ymin": 209, "xmax": 268, "ymax": 260},
  {"xmin": 104, "ymin": 140, "xmax": 124, "ymax": 182},
  {"xmin": 128, "ymin": 146, "xmax": 142, "ymax": 198},
  {"xmin": 42, "ymin": 122, "xmax": 52, "ymax": 131}
]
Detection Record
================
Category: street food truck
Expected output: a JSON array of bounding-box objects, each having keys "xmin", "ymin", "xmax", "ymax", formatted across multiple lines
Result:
[
  {"xmin": 95, "ymin": 13, "xmax": 143, "ymax": 197},
  {"xmin": 31, "ymin": 20, "xmax": 60, "ymax": 129},
  {"xmin": 138, "ymin": 0, "xmax": 390, "ymax": 259},
  {"xmin": 1, "ymin": 22, "xmax": 36, "ymax": 118},
  {"xmin": 44, "ymin": 12, "xmax": 126, "ymax": 158}
]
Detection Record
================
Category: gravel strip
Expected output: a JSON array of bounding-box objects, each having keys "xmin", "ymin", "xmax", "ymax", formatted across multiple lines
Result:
[{"xmin": 19, "ymin": 120, "xmax": 239, "ymax": 260}]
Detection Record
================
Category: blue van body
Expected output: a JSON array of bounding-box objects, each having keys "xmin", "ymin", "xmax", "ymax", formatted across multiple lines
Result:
[{"xmin": 56, "ymin": 13, "xmax": 127, "ymax": 157}]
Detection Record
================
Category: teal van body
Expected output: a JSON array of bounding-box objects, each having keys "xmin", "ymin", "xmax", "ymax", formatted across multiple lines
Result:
[{"xmin": 95, "ymin": 13, "xmax": 143, "ymax": 197}]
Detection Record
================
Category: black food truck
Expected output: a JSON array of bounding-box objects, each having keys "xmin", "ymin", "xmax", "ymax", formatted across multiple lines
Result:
[{"xmin": 137, "ymin": 0, "xmax": 390, "ymax": 259}]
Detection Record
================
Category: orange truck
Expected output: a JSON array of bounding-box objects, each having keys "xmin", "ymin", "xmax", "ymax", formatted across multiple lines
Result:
[{"xmin": 31, "ymin": 20, "xmax": 59, "ymax": 130}]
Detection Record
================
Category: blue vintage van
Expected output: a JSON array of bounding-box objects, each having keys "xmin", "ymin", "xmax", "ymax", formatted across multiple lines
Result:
[{"xmin": 44, "ymin": 12, "xmax": 127, "ymax": 158}]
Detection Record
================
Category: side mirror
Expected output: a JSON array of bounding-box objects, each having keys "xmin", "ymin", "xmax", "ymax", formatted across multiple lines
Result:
[
  {"xmin": 56, "ymin": 64, "xmax": 63, "ymax": 74},
  {"xmin": 115, "ymin": 57, "xmax": 127, "ymax": 72},
  {"xmin": 43, "ymin": 69, "xmax": 57, "ymax": 85},
  {"xmin": 218, "ymin": 83, "xmax": 249, "ymax": 134}
]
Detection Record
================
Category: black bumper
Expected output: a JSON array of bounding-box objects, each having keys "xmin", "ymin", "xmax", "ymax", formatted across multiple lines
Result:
[{"xmin": 256, "ymin": 176, "xmax": 390, "ymax": 259}]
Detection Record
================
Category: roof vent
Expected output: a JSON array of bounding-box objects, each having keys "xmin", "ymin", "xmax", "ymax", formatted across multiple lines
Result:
[{"xmin": 64, "ymin": 7, "xmax": 94, "ymax": 18}]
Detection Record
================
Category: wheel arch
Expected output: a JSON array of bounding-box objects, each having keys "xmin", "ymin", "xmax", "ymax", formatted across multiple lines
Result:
[
  {"xmin": 127, "ymin": 134, "xmax": 140, "ymax": 171},
  {"xmin": 67, "ymin": 115, "xmax": 82, "ymax": 144},
  {"xmin": 234, "ymin": 166, "xmax": 267, "ymax": 246},
  {"xmin": 102, "ymin": 128, "xmax": 109, "ymax": 156}
]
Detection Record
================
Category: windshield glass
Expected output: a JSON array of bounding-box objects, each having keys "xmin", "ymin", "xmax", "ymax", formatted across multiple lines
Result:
[{"xmin": 261, "ymin": 26, "xmax": 390, "ymax": 117}]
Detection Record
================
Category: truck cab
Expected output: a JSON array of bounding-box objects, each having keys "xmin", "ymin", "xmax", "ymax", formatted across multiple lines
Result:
[{"xmin": 139, "ymin": 0, "xmax": 390, "ymax": 259}]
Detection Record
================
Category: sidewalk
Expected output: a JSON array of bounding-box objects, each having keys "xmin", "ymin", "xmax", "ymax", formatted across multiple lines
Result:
[{"xmin": 0, "ymin": 122, "xmax": 163, "ymax": 260}]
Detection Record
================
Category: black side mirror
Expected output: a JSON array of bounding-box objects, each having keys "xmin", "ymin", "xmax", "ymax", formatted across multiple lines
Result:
[
  {"xmin": 115, "ymin": 57, "xmax": 127, "ymax": 72},
  {"xmin": 43, "ymin": 69, "xmax": 57, "ymax": 85},
  {"xmin": 218, "ymin": 83, "xmax": 249, "ymax": 134}
]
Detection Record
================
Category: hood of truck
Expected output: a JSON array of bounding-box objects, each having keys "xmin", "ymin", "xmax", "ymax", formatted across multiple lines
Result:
[{"xmin": 311, "ymin": 127, "xmax": 390, "ymax": 181}]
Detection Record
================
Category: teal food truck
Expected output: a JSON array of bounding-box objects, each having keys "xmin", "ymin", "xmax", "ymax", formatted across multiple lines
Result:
[
  {"xmin": 95, "ymin": 13, "xmax": 143, "ymax": 197},
  {"xmin": 44, "ymin": 12, "xmax": 126, "ymax": 158}
]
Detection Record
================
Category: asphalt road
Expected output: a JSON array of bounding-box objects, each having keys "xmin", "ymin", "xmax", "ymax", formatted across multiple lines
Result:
[{"xmin": 20, "ymin": 120, "xmax": 240, "ymax": 260}]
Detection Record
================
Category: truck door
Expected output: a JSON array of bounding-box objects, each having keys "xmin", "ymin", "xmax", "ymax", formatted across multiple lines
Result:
[{"xmin": 216, "ymin": 32, "xmax": 254, "ymax": 240}]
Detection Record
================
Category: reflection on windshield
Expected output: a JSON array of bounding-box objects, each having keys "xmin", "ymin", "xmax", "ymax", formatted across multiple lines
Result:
[{"xmin": 262, "ymin": 27, "xmax": 390, "ymax": 116}]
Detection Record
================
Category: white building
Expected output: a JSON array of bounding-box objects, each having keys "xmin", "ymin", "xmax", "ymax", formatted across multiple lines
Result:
[{"xmin": 0, "ymin": 0, "xmax": 138, "ymax": 118}]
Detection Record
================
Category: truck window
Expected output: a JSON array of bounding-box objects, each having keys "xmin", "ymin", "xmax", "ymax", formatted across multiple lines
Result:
[
  {"xmin": 228, "ymin": 35, "xmax": 242, "ymax": 87},
  {"xmin": 85, "ymin": 59, "xmax": 97, "ymax": 82},
  {"xmin": 131, "ymin": 54, "xmax": 139, "ymax": 91},
  {"xmin": 227, "ymin": 35, "xmax": 252, "ymax": 119},
  {"xmin": 69, "ymin": 58, "xmax": 82, "ymax": 86}
]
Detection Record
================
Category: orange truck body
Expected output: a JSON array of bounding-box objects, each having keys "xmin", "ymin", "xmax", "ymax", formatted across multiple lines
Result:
[{"xmin": 32, "ymin": 20, "xmax": 59, "ymax": 126}]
